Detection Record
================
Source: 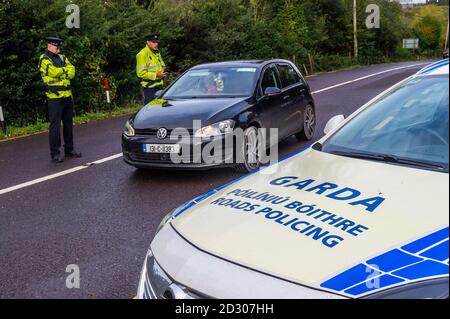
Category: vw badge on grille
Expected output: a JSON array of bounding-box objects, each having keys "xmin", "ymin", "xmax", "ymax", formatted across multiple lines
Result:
[{"xmin": 157, "ymin": 127, "xmax": 168, "ymax": 139}]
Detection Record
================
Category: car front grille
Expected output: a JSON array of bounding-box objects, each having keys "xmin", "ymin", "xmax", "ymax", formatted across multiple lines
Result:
[
  {"xmin": 134, "ymin": 128, "xmax": 194, "ymax": 137},
  {"xmin": 143, "ymin": 276, "xmax": 207, "ymax": 299},
  {"xmin": 134, "ymin": 129, "xmax": 159, "ymax": 136},
  {"xmin": 129, "ymin": 152, "xmax": 198, "ymax": 164}
]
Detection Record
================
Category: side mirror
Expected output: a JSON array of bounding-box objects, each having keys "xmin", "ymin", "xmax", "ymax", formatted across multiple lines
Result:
[
  {"xmin": 264, "ymin": 87, "xmax": 282, "ymax": 96},
  {"xmin": 154, "ymin": 90, "xmax": 164, "ymax": 99},
  {"xmin": 324, "ymin": 115, "xmax": 345, "ymax": 135}
]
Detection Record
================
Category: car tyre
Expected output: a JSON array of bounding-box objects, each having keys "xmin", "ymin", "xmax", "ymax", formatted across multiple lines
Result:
[
  {"xmin": 235, "ymin": 126, "xmax": 261, "ymax": 173},
  {"xmin": 295, "ymin": 104, "xmax": 315, "ymax": 141}
]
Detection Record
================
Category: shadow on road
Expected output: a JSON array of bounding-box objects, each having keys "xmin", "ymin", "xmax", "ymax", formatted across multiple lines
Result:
[{"xmin": 129, "ymin": 165, "xmax": 241, "ymax": 182}]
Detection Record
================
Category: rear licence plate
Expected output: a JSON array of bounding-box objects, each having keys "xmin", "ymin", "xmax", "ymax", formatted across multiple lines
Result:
[{"xmin": 142, "ymin": 144, "xmax": 180, "ymax": 154}]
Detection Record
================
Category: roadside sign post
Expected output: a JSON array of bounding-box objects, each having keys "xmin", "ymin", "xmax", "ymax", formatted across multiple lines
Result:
[
  {"xmin": 0, "ymin": 106, "xmax": 6, "ymax": 135},
  {"xmin": 104, "ymin": 79, "xmax": 111, "ymax": 116},
  {"xmin": 403, "ymin": 38, "xmax": 419, "ymax": 54}
]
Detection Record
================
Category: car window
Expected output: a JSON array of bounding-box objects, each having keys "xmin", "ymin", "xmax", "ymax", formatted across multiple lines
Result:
[
  {"xmin": 163, "ymin": 67, "xmax": 257, "ymax": 99},
  {"xmin": 260, "ymin": 67, "xmax": 281, "ymax": 94},
  {"xmin": 277, "ymin": 64, "xmax": 301, "ymax": 88},
  {"xmin": 322, "ymin": 75, "xmax": 449, "ymax": 172}
]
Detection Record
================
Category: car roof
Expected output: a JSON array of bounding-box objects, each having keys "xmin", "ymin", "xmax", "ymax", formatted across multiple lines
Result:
[
  {"xmin": 416, "ymin": 59, "xmax": 449, "ymax": 76},
  {"xmin": 190, "ymin": 59, "xmax": 293, "ymax": 70}
]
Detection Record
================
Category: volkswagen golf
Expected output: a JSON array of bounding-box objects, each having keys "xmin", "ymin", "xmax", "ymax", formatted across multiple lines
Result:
[{"xmin": 122, "ymin": 59, "xmax": 316, "ymax": 173}]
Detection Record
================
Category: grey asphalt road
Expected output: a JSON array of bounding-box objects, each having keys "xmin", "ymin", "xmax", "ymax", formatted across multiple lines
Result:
[{"xmin": 0, "ymin": 61, "xmax": 430, "ymax": 298}]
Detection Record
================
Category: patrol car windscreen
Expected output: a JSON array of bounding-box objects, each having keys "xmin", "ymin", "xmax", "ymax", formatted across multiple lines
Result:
[
  {"xmin": 322, "ymin": 75, "xmax": 449, "ymax": 172},
  {"xmin": 163, "ymin": 67, "xmax": 257, "ymax": 99}
]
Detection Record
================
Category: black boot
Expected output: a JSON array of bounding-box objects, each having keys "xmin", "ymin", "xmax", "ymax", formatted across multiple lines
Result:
[
  {"xmin": 51, "ymin": 154, "xmax": 64, "ymax": 163},
  {"xmin": 65, "ymin": 149, "xmax": 82, "ymax": 158}
]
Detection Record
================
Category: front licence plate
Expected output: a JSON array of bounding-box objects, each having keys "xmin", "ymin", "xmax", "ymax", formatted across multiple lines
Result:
[{"xmin": 142, "ymin": 144, "xmax": 180, "ymax": 154}]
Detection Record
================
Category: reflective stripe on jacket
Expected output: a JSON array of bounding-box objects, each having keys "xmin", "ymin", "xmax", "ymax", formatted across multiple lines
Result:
[
  {"xmin": 38, "ymin": 52, "xmax": 75, "ymax": 99},
  {"xmin": 136, "ymin": 46, "xmax": 165, "ymax": 88}
]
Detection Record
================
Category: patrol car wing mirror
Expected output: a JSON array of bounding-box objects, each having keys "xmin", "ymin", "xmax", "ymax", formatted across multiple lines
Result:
[
  {"xmin": 154, "ymin": 90, "xmax": 164, "ymax": 99},
  {"xmin": 324, "ymin": 114, "xmax": 345, "ymax": 135},
  {"xmin": 264, "ymin": 87, "xmax": 282, "ymax": 96}
]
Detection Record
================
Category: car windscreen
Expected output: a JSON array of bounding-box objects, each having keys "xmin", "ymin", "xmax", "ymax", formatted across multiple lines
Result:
[
  {"xmin": 321, "ymin": 75, "xmax": 449, "ymax": 172},
  {"xmin": 163, "ymin": 67, "xmax": 257, "ymax": 99}
]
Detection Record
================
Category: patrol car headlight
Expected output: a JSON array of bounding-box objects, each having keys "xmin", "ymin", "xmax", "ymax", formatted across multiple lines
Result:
[
  {"xmin": 124, "ymin": 120, "xmax": 135, "ymax": 137},
  {"xmin": 194, "ymin": 120, "xmax": 235, "ymax": 138},
  {"xmin": 364, "ymin": 278, "xmax": 449, "ymax": 299},
  {"xmin": 155, "ymin": 199, "xmax": 197, "ymax": 235},
  {"xmin": 155, "ymin": 209, "xmax": 175, "ymax": 235},
  {"xmin": 137, "ymin": 249, "xmax": 173, "ymax": 299}
]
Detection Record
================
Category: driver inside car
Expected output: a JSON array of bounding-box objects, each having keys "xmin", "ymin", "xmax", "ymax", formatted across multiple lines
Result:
[{"xmin": 202, "ymin": 72, "xmax": 224, "ymax": 94}]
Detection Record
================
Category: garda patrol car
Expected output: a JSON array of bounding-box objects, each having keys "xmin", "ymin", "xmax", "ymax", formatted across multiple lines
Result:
[{"xmin": 138, "ymin": 60, "xmax": 449, "ymax": 299}]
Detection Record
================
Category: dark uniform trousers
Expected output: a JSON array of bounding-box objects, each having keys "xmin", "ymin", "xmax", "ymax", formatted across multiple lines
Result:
[
  {"xmin": 143, "ymin": 86, "xmax": 163, "ymax": 105},
  {"xmin": 48, "ymin": 97, "xmax": 74, "ymax": 156}
]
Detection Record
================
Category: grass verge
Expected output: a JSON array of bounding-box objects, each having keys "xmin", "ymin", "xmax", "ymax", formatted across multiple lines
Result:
[{"xmin": 0, "ymin": 105, "xmax": 141, "ymax": 141}]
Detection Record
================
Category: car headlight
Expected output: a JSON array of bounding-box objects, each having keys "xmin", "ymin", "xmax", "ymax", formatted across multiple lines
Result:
[
  {"xmin": 155, "ymin": 191, "xmax": 218, "ymax": 235},
  {"xmin": 155, "ymin": 209, "xmax": 176, "ymax": 235},
  {"xmin": 194, "ymin": 119, "xmax": 235, "ymax": 138},
  {"xmin": 137, "ymin": 249, "xmax": 173, "ymax": 299},
  {"xmin": 124, "ymin": 119, "xmax": 135, "ymax": 137},
  {"xmin": 364, "ymin": 278, "xmax": 448, "ymax": 299}
]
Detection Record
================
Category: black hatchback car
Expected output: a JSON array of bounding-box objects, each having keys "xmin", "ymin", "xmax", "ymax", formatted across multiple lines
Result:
[{"xmin": 122, "ymin": 59, "xmax": 316, "ymax": 172}]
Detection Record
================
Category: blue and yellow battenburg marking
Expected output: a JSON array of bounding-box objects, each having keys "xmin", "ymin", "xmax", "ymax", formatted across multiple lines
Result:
[{"xmin": 320, "ymin": 227, "xmax": 449, "ymax": 297}]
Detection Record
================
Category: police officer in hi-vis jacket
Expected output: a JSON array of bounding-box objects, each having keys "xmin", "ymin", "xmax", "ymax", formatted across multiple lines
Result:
[
  {"xmin": 136, "ymin": 34, "xmax": 168, "ymax": 105},
  {"xmin": 39, "ymin": 37, "xmax": 82, "ymax": 163}
]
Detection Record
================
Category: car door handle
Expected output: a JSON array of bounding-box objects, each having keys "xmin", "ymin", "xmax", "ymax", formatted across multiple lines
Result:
[{"xmin": 283, "ymin": 95, "xmax": 290, "ymax": 100}]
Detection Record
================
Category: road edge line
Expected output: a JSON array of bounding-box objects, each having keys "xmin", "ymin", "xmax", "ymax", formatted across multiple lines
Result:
[
  {"xmin": 0, "ymin": 154, "xmax": 123, "ymax": 196},
  {"xmin": 311, "ymin": 63, "xmax": 427, "ymax": 94}
]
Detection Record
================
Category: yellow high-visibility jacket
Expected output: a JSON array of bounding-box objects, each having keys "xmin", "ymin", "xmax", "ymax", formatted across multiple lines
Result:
[
  {"xmin": 136, "ymin": 45, "xmax": 165, "ymax": 88},
  {"xmin": 38, "ymin": 52, "xmax": 75, "ymax": 99}
]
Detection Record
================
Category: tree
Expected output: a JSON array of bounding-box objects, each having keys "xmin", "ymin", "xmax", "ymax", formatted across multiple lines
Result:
[{"xmin": 414, "ymin": 15, "xmax": 443, "ymax": 50}]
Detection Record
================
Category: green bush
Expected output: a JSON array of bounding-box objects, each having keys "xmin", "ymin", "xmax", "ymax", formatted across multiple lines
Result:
[
  {"xmin": 414, "ymin": 15, "xmax": 443, "ymax": 52},
  {"xmin": 313, "ymin": 54, "xmax": 355, "ymax": 72},
  {"xmin": 394, "ymin": 48, "xmax": 415, "ymax": 61}
]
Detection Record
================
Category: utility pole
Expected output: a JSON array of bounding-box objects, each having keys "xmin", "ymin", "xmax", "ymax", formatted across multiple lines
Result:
[
  {"xmin": 353, "ymin": 0, "xmax": 358, "ymax": 60},
  {"xmin": 445, "ymin": 20, "xmax": 449, "ymax": 50}
]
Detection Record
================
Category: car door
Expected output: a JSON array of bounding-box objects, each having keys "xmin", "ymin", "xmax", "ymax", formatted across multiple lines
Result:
[
  {"xmin": 276, "ymin": 63, "xmax": 307, "ymax": 137},
  {"xmin": 257, "ymin": 65, "xmax": 287, "ymax": 143}
]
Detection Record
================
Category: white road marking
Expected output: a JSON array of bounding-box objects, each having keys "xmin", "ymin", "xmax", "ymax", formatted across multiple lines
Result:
[
  {"xmin": 311, "ymin": 63, "xmax": 427, "ymax": 94},
  {"xmin": 0, "ymin": 62, "xmax": 430, "ymax": 196},
  {"xmin": 86, "ymin": 153, "xmax": 123, "ymax": 165},
  {"xmin": 0, "ymin": 154, "xmax": 124, "ymax": 195},
  {"xmin": 0, "ymin": 165, "xmax": 89, "ymax": 195}
]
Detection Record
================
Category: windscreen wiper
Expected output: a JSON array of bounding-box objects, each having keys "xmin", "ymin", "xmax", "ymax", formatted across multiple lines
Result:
[
  {"xmin": 330, "ymin": 150, "xmax": 445, "ymax": 170},
  {"xmin": 391, "ymin": 157, "xmax": 446, "ymax": 170}
]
